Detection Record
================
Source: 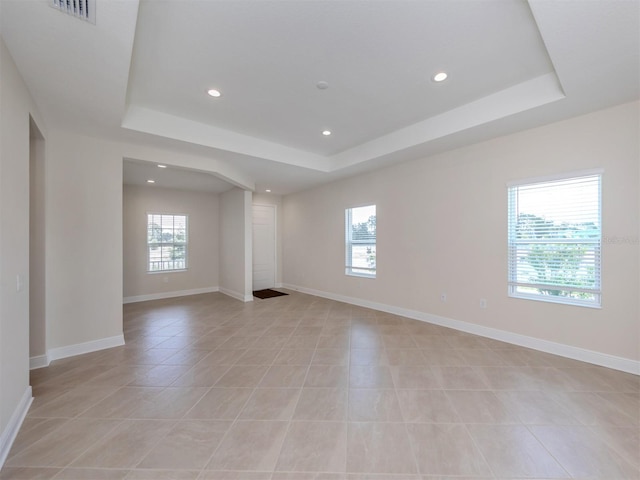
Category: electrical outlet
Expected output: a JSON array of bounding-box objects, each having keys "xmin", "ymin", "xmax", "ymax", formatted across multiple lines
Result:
[
  {"xmin": 440, "ymin": 293, "xmax": 447, "ymax": 302},
  {"xmin": 480, "ymin": 298, "xmax": 487, "ymax": 309}
]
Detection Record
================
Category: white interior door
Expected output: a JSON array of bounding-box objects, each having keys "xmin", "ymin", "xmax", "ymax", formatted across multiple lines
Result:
[{"xmin": 252, "ymin": 204, "xmax": 276, "ymax": 291}]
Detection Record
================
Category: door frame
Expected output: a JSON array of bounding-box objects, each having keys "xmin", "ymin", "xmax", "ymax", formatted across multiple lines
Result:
[{"xmin": 252, "ymin": 203, "xmax": 278, "ymax": 290}]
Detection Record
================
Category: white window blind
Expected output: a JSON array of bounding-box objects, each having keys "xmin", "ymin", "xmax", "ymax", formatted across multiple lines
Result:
[
  {"xmin": 345, "ymin": 205, "xmax": 376, "ymax": 277},
  {"xmin": 147, "ymin": 214, "xmax": 188, "ymax": 272},
  {"xmin": 507, "ymin": 173, "xmax": 602, "ymax": 307}
]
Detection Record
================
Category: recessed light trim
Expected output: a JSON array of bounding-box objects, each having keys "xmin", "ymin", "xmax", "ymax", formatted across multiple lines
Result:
[
  {"xmin": 322, "ymin": 130, "xmax": 332, "ymax": 136},
  {"xmin": 207, "ymin": 89, "xmax": 221, "ymax": 97},
  {"xmin": 147, "ymin": 179, "xmax": 155, "ymax": 183},
  {"xmin": 157, "ymin": 164, "xmax": 167, "ymax": 169},
  {"xmin": 433, "ymin": 72, "xmax": 448, "ymax": 82}
]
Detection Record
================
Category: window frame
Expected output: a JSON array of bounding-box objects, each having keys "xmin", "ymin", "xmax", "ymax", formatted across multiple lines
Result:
[
  {"xmin": 345, "ymin": 204, "xmax": 376, "ymax": 278},
  {"xmin": 146, "ymin": 213, "xmax": 189, "ymax": 273},
  {"xmin": 507, "ymin": 170, "xmax": 603, "ymax": 308}
]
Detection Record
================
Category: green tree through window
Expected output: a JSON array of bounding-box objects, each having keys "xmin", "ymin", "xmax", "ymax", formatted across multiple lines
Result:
[
  {"xmin": 508, "ymin": 173, "xmax": 601, "ymax": 307},
  {"xmin": 346, "ymin": 205, "xmax": 376, "ymax": 277},
  {"xmin": 147, "ymin": 214, "xmax": 188, "ymax": 272}
]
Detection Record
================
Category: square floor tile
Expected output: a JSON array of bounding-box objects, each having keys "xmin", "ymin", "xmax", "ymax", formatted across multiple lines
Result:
[
  {"xmin": 293, "ymin": 388, "xmax": 348, "ymax": 421},
  {"xmin": 348, "ymin": 389, "xmax": 402, "ymax": 422},
  {"xmin": 530, "ymin": 425, "xmax": 640, "ymax": 479},
  {"xmin": 71, "ymin": 419, "xmax": 175, "ymax": 468},
  {"xmin": 137, "ymin": 420, "xmax": 229, "ymax": 469},
  {"xmin": 349, "ymin": 366, "xmax": 394, "ymax": 389},
  {"xmin": 276, "ymin": 421, "xmax": 347, "ymax": 473},
  {"xmin": 207, "ymin": 420, "xmax": 289, "ymax": 471},
  {"xmin": 405, "ymin": 423, "xmax": 491, "ymax": 476},
  {"xmin": 238, "ymin": 388, "xmax": 300, "ymax": 420},
  {"xmin": 346, "ymin": 422, "xmax": 417, "ymax": 474},
  {"xmin": 466, "ymin": 424, "xmax": 568, "ymax": 478},
  {"xmin": 396, "ymin": 389, "xmax": 460, "ymax": 423},
  {"xmin": 184, "ymin": 388, "xmax": 253, "ymax": 419}
]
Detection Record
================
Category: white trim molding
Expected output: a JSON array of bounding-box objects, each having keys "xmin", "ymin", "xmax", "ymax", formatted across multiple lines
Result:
[
  {"xmin": 282, "ymin": 283, "xmax": 640, "ymax": 375},
  {"xmin": 47, "ymin": 334, "xmax": 125, "ymax": 363},
  {"xmin": 0, "ymin": 387, "xmax": 33, "ymax": 468},
  {"xmin": 30, "ymin": 335, "xmax": 126, "ymax": 371},
  {"xmin": 123, "ymin": 286, "xmax": 219, "ymax": 304},
  {"xmin": 219, "ymin": 287, "xmax": 254, "ymax": 303},
  {"xmin": 29, "ymin": 354, "xmax": 50, "ymax": 370}
]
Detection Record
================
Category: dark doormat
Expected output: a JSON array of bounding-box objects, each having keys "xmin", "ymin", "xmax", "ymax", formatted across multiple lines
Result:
[{"xmin": 253, "ymin": 289, "xmax": 289, "ymax": 299}]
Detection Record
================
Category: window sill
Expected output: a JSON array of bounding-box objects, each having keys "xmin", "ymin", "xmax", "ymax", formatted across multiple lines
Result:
[
  {"xmin": 508, "ymin": 292, "xmax": 601, "ymax": 309},
  {"xmin": 147, "ymin": 269, "xmax": 188, "ymax": 274},
  {"xmin": 346, "ymin": 272, "xmax": 376, "ymax": 279}
]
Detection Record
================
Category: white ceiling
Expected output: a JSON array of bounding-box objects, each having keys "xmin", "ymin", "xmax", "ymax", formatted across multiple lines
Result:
[
  {"xmin": 123, "ymin": 159, "xmax": 234, "ymax": 194},
  {"xmin": 1, "ymin": 0, "xmax": 638, "ymax": 194},
  {"xmin": 127, "ymin": 0, "xmax": 553, "ymax": 156}
]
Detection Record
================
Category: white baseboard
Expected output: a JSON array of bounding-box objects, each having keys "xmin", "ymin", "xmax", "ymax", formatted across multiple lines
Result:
[
  {"xmin": 123, "ymin": 286, "xmax": 219, "ymax": 304},
  {"xmin": 29, "ymin": 354, "xmax": 49, "ymax": 370},
  {"xmin": 0, "ymin": 386, "xmax": 32, "ymax": 468},
  {"xmin": 220, "ymin": 287, "xmax": 253, "ymax": 303},
  {"xmin": 30, "ymin": 335, "xmax": 125, "ymax": 370},
  {"xmin": 47, "ymin": 334, "xmax": 125, "ymax": 363},
  {"xmin": 283, "ymin": 283, "xmax": 640, "ymax": 375}
]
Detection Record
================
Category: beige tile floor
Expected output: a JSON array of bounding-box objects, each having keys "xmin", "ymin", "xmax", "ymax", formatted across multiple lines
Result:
[{"xmin": 2, "ymin": 291, "xmax": 639, "ymax": 479}]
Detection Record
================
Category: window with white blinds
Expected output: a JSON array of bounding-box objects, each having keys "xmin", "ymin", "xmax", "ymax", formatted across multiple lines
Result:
[
  {"xmin": 147, "ymin": 214, "xmax": 188, "ymax": 272},
  {"xmin": 507, "ymin": 172, "xmax": 602, "ymax": 307},
  {"xmin": 345, "ymin": 205, "xmax": 376, "ymax": 277}
]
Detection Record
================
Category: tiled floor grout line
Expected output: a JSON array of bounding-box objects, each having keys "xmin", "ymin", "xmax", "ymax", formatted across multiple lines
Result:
[
  {"xmin": 46, "ymin": 417, "xmax": 127, "ymax": 471},
  {"xmin": 385, "ymin": 320, "xmax": 428, "ymax": 477},
  {"xmin": 128, "ymin": 326, "xmax": 245, "ymax": 472},
  {"xmin": 267, "ymin": 310, "xmax": 327, "ymax": 475},
  {"xmin": 7, "ymin": 292, "xmax": 639, "ymax": 479},
  {"xmin": 343, "ymin": 313, "xmax": 352, "ymax": 474},
  {"xmin": 195, "ymin": 312, "xmax": 299, "ymax": 476},
  {"xmin": 461, "ymin": 420, "xmax": 498, "ymax": 479},
  {"xmin": 523, "ymin": 423, "xmax": 574, "ymax": 479},
  {"xmin": 586, "ymin": 423, "xmax": 640, "ymax": 470}
]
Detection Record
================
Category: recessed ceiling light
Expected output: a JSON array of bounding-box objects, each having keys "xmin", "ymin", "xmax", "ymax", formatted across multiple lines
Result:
[
  {"xmin": 147, "ymin": 179, "xmax": 155, "ymax": 183},
  {"xmin": 316, "ymin": 81, "xmax": 329, "ymax": 90},
  {"xmin": 322, "ymin": 130, "xmax": 332, "ymax": 136},
  {"xmin": 433, "ymin": 72, "xmax": 448, "ymax": 82},
  {"xmin": 265, "ymin": 189, "xmax": 271, "ymax": 193},
  {"xmin": 207, "ymin": 89, "xmax": 221, "ymax": 97},
  {"xmin": 157, "ymin": 164, "xmax": 167, "ymax": 169}
]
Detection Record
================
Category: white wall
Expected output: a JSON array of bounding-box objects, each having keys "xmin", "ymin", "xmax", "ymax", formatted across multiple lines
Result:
[
  {"xmin": 253, "ymin": 193, "xmax": 283, "ymax": 286},
  {"xmin": 35, "ymin": 128, "xmax": 255, "ymax": 357},
  {"xmin": 220, "ymin": 188, "xmax": 253, "ymax": 301},
  {"xmin": 46, "ymin": 131, "xmax": 124, "ymax": 352},
  {"xmin": 123, "ymin": 185, "xmax": 219, "ymax": 300},
  {"xmin": 0, "ymin": 36, "xmax": 46, "ymax": 462},
  {"xmin": 283, "ymin": 101, "xmax": 640, "ymax": 365}
]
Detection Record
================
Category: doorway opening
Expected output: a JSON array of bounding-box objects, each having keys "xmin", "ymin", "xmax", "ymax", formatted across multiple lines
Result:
[{"xmin": 29, "ymin": 117, "xmax": 46, "ymax": 368}]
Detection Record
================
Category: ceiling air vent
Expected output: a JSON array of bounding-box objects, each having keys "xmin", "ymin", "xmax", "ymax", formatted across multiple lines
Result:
[{"xmin": 50, "ymin": 0, "xmax": 96, "ymax": 24}]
